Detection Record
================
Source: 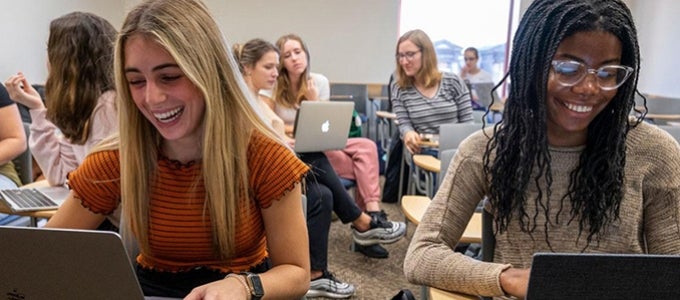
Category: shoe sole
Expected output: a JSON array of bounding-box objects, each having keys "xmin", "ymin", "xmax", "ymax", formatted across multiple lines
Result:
[{"xmin": 305, "ymin": 290, "xmax": 354, "ymax": 299}]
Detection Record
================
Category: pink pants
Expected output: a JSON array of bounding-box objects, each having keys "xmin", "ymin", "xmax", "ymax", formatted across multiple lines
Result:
[{"xmin": 325, "ymin": 137, "xmax": 381, "ymax": 211}]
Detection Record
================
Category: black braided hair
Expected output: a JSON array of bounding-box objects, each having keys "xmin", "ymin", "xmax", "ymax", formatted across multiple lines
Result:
[{"xmin": 483, "ymin": 0, "xmax": 643, "ymax": 247}]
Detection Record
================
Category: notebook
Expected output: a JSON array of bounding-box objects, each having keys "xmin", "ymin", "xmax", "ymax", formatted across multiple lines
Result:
[
  {"xmin": 470, "ymin": 82, "xmax": 499, "ymax": 108},
  {"xmin": 0, "ymin": 226, "xmax": 148, "ymax": 300},
  {"xmin": 527, "ymin": 252, "xmax": 680, "ymax": 300},
  {"xmin": 293, "ymin": 101, "xmax": 353, "ymax": 153},
  {"xmin": 0, "ymin": 185, "xmax": 69, "ymax": 212}
]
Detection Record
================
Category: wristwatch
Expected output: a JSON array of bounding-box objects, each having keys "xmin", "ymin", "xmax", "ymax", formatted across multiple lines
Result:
[{"xmin": 243, "ymin": 272, "xmax": 264, "ymax": 300}]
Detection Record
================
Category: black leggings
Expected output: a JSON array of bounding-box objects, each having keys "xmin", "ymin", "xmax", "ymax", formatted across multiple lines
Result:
[{"xmin": 299, "ymin": 152, "xmax": 362, "ymax": 271}]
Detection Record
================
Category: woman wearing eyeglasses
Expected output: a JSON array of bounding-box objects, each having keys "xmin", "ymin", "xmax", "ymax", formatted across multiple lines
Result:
[
  {"xmin": 404, "ymin": 0, "xmax": 680, "ymax": 298},
  {"xmin": 459, "ymin": 47, "xmax": 492, "ymax": 84},
  {"xmin": 392, "ymin": 29, "xmax": 473, "ymax": 155}
]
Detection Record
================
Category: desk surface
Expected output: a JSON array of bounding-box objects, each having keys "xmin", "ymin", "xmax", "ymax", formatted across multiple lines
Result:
[
  {"xmin": 400, "ymin": 195, "xmax": 481, "ymax": 244},
  {"xmin": 0, "ymin": 180, "xmax": 59, "ymax": 219},
  {"xmin": 429, "ymin": 287, "xmax": 479, "ymax": 300},
  {"xmin": 413, "ymin": 154, "xmax": 440, "ymax": 173}
]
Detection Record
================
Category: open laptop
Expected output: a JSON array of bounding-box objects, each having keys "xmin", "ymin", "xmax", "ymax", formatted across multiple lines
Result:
[
  {"xmin": 0, "ymin": 185, "xmax": 69, "ymax": 212},
  {"xmin": 470, "ymin": 82, "xmax": 500, "ymax": 108},
  {"xmin": 0, "ymin": 226, "xmax": 147, "ymax": 300},
  {"xmin": 527, "ymin": 252, "xmax": 680, "ymax": 300},
  {"xmin": 293, "ymin": 101, "xmax": 353, "ymax": 153}
]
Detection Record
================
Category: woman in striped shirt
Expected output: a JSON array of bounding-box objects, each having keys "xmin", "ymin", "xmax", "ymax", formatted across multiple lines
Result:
[
  {"xmin": 45, "ymin": 0, "xmax": 310, "ymax": 299},
  {"xmin": 392, "ymin": 29, "xmax": 474, "ymax": 155}
]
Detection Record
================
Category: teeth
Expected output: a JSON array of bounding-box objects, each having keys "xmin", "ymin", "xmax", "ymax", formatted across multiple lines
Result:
[
  {"xmin": 564, "ymin": 102, "xmax": 592, "ymax": 113},
  {"xmin": 154, "ymin": 107, "xmax": 183, "ymax": 123}
]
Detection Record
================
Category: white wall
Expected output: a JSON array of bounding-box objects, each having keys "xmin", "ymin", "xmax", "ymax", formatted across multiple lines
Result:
[
  {"xmin": 0, "ymin": 0, "xmax": 125, "ymax": 84},
  {"xmin": 1, "ymin": 0, "xmax": 677, "ymax": 96}
]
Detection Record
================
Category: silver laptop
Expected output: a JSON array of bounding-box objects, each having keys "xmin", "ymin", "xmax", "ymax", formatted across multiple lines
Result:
[
  {"xmin": 0, "ymin": 226, "xmax": 147, "ymax": 300},
  {"xmin": 293, "ymin": 101, "xmax": 353, "ymax": 153},
  {"xmin": 0, "ymin": 185, "xmax": 69, "ymax": 212},
  {"xmin": 527, "ymin": 252, "xmax": 680, "ymax": 300}
]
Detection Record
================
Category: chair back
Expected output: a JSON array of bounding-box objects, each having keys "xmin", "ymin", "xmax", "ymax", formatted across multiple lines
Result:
[
  {"xmin": 438, "ymin": 122, "xmax": 482, "ymax": 151},
  {"xmin": 437, "ymin": 149, "xmax": 456, "ymax": 188},
  {"xmin": 12, "ymin": 122, "xmax": 32, "ymax": 185}
]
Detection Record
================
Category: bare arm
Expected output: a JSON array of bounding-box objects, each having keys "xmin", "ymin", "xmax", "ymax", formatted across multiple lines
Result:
[
  {"xmin": 0, "ymin": 103, "xmax": 26, "ymax": 165},
  {"xmin": 185, "ymin": 184, "xmax": 309, "ymax": 299},
  {"xmin": 45, "ymin": 191, "xmax": 107, "ymax": 229}
]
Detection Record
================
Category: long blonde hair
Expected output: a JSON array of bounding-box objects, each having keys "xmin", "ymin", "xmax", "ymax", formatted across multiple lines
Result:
[
  {"xmin": 395, "ymin": 29, "xmax": 441, "ymax": 89},
  {"xmin": 113, "ymin": 0, "xmax": 280, "ymax": 258},
  {"xmin": 274, "ymin": 34, "xmax": 312, "ymax": 108}
]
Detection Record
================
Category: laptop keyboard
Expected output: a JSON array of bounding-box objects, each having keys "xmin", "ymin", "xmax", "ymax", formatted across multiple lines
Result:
[{"xmin": 1, "ymin": 188, "xmax": 58, "ymax": 210}]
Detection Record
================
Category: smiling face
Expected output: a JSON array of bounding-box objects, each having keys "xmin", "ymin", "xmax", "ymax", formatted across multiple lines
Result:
[
  {"xmin": 397, "ymin": 39, "xmax": 422, "ymax": 77},
  {"xmin": 281, "ymin": 39, "xmax": 308, "ymax": 79},
  {"xmin": 123, "ymin": 35, "xmax": 205, "ymax": 152},
  {"xmin": 546, "ymin": 30, "xmax": 622, "ymax": 147},
  {"xmin": 246, "ymin": 50, "xmax": 279, "ymax": 91}
]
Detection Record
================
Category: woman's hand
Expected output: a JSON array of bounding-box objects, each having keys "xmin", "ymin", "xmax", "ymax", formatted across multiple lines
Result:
[
  {"xmin": 403, "ymin": 130, "xmax": 421, "ymax": 154},
  {"xmin": 4, "ymin": 72, "xmax": 45, "ymax": 110},
  {"xmin": 499, "ymin": 267, "xmax": 530, "ymax": 299},
  {"xmin": 304, "ymin": 77, "xmax": 319, "ymax": 100},
  {"xmin": 184, "ymin": 276, "xmax": 249, "ymax": 300}
]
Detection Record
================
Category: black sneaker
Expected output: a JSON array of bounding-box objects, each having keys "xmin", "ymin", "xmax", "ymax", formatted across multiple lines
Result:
[
  {"xmin": 353, "ymin": 242, "xmax": 389, "ymax": 259},
  {"xmin": 352, "ymin": 210, "xmax": 406, "ymax": 246},
  {"xmin": 306, "ymin": 270, "xmax": 356, "ymax": 299}
]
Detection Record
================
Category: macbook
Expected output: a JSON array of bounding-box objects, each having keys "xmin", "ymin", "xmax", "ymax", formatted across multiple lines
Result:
[
  {"xmin": 527, "ymin": 252, "xmax": 680, "ymax": 300},
  {"xmin": 293, "ymin": 101, "xmax": 353, "ymax": 153},
  {"xmin": 0, "ymin": 185, "xmax": 69, "ymax": 212},
  {"xmin": 0, "ymin": 226, "xmax": 150, "ymax": 300}
]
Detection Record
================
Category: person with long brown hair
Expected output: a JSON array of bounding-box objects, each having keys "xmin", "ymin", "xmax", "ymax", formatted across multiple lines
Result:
[{"xmin": 5, "ymin": 12, "xmax": 118, "ymax": 187}]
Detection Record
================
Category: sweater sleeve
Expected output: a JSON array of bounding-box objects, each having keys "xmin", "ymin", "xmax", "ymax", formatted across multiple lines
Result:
[
  {"xmin": 28, "ymin": 108, "xmax": 79, "ymax": 186},
  {"xmin": 248, "ymin": 131, "xmax": 309, "ymax": 208},
  {"xmin": 404, "ymin": 132, "xmax": 510, "ymax": 297}
]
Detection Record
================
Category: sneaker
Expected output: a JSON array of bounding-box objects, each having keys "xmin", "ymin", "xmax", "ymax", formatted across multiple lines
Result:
[
  {"xmin": 352, "ymin": 210, "xmax": 406, "ymax": 246},
  {"xmin": 306, "ymin": 270, "xmax": 356, "ymax": 299},
  {"xmin": 352, "ymin": 242, "xmax": 389, "ymax": 259}
]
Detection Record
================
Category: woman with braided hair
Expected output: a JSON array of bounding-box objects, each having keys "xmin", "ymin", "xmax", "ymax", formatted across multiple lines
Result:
[{"xmin": 404, "ymin": 0, "xmax": 680, "ymax": 298}]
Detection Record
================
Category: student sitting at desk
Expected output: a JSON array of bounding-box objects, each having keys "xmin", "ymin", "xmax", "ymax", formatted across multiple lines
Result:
[
  {"xmin": 46, "ymin": 0, "xmax": 310, "ymax": 299},
  {"xmin": 404, "ymin": 0, "xmax": 680, "ymax": 299}
]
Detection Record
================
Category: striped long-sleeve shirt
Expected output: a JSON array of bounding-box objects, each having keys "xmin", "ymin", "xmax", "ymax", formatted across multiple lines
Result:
[
  {"xmin": 392, "ymin": 72, "xmax": 473, "ymax": 136},
  {"xmin": 67, "ymin": 130, "xmax": 308, "ymax": 273}
]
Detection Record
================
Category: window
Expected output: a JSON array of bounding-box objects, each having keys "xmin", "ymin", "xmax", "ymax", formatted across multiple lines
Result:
[{"xmin": 400, "ymin": 0, "xmax": 520, "ymax": 90}]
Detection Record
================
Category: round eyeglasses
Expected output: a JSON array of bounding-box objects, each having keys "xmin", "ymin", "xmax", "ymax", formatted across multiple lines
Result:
[
  {"xmin": 551, "ymin": 60, "xmax": 634, "ymax": 91},
  {"xmin": 396, "ymin": 50, "xmax": 420, "ymax": 61}
]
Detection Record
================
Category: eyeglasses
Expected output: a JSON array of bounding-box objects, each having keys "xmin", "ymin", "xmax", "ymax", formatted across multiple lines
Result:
[
  {"xmin": 551, "ymin": 60, "xmax": 634, "ymax": 91},
  {"xmin": 396, "ymin": 50, "xmax": 420, "ymax": 61},
  {"xmin": 464, "ymin": 57, "xmax": 476, "ymax": 62}
]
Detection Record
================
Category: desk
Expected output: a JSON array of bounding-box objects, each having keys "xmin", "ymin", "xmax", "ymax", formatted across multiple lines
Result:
[
  {"xmin": 0, "ymin": 180, "xmax": 60, "ymax": 224},
  {"xmin": 376, "ymin": 110, "xmax": 396, "ymax": 120},
  {"xmin": 400, "ymin": 195, "xmax": 482, "ymax": 244},
  {"xmin": 429, "ymin": 287, "xmax": 479, "ymax": 300},
  {"xmin": 644, "ymin": 113, "xmax": 680, "ymax": 121}
]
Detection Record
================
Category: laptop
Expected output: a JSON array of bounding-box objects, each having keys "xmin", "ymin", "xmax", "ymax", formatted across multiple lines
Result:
[
  {"xmin": 527, "ymin": 252, "xmax": 680, "ymax": 300},
  {"xmin": 293, "ymin": 101, "xmax": 353, "ymax": 153},
  {"xmin": 470, "ymin": 82, "xmax": 500, "ymax": 108},
  {"xmin": 0, "ymin": 226, "xmax": 147, "ymax": 300},
  {"xmin": 0, "ymin": 185, "xmax": 69, "ymax": 212}
]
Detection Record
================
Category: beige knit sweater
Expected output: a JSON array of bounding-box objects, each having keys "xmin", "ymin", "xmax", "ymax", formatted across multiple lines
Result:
[{"xmin": 404, "ymin": 121, "xmax": 680, "ymax": 297}]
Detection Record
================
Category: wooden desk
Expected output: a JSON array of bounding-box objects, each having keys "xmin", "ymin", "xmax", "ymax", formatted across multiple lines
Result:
[
  {"xmin": 400, "ymin": 195, "xmax": 482, "ymax": 244},
  {"xmin": 429, "ymin": 287, "xmax": 479, "ymax": 300},
  {"xmin": 644, "ymin": 113, "xmax": 680, "ymax": 120},
  {"xmin": 413, "ymin": 154, "xmax": 440, "ymax": 173},
  {"xmin": 376, "ymin": 110, "xmax": 396, "ymax": 119},
  {"xmin": 0, "ymin": 180, "xmax": 60, "ymax": 221}
]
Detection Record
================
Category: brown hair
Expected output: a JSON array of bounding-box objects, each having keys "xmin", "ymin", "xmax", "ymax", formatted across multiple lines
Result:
[
  {"xmin": 395, "ymin": 29, "xmax": 441, "ymax": 89},
  {"xmin": 45, "ymin": 11, "xmax": 116, "ymax": 144},
  {"xmin": 274, "ymin": 34, "xmax": 311, "ymax": 108}
]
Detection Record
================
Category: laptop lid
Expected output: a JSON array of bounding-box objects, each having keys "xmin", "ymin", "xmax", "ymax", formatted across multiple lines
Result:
[
  {"xmin": 0, "ymin": 226, "xmax": 145, "ymax": 300},
  {"xmin": 293, "ymin": 101, "xmax": 353, "ymax": 153},
  {"xmin": 0, "ymin": 185, "xmax": 69, "ymax": 212},
  {"xmin": 527, "ymin": 252, "xmax": 680, "ymax": 300},
  {"xmin": 470, "ymin": 82, "xmax": 499, "ymax": 108}
]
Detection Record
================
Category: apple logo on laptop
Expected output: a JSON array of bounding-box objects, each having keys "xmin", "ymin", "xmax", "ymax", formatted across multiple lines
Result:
[{"xmin": 321, "ymin": 120, "xmax": 330, "ymax": 133}]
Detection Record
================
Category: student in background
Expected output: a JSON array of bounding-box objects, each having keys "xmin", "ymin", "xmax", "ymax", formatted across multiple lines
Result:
[
  {"xmin": 459, "ymin": 47, "xmax": 493, "ymax": 84},
  {"xmin": 270, "ymin": 33, "xmax": 406, "ymax": 298},
  {"xmin": 404, "ymin": 0, "xmax": 680, "ymax": 298},
  {"xmin": 45, "ymin": 0, "xmax": 310, "ymax": 299},
  {"xmin": 0, "ymin": 84, "xmax": 26, "ymax": 189},
  {"xmin": 391, "ymin": 29, "xmax": 473, "ymax": 156},
  {"xmin": 5, "ymin": 12, "xmax": 118, "ymax": 188}
]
